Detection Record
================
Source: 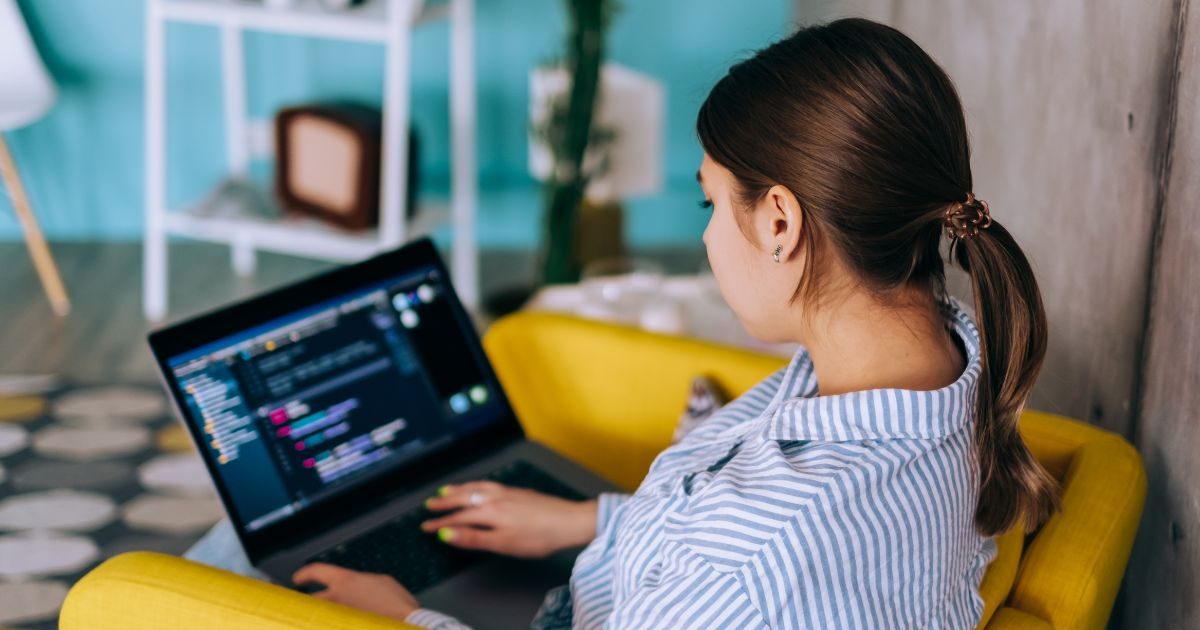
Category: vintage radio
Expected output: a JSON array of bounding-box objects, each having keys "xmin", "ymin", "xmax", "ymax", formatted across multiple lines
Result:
[{"xmin": 274, "ymin": 103, "xmax": 418, "ymax": 230}]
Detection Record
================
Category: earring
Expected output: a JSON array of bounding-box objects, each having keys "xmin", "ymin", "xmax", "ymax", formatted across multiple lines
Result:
[{"xmin": 772, "ymin": 244, "xmax": 782, "ymax": 263}]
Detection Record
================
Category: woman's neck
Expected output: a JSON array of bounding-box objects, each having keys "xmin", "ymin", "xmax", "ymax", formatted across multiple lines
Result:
[{"xmin": 800, "ymin": 290, "xmax": 965, "ymax": 397}]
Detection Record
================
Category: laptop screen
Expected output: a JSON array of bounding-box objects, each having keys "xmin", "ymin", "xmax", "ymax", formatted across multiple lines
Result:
[{"xmin": 163, "ymin": 262, "xmax": 506, "ymax": 534}]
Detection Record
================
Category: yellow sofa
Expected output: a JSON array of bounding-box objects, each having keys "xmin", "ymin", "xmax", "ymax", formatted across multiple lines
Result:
[{"xmin": 60, "ymin": 311, "xmax": 1146, "ymax": 629}]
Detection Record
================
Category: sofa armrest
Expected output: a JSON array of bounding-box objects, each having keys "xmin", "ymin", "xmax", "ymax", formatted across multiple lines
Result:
[
  {"xmin": 483, "ymin": 311, "xmax": 788, "ymax": 490},
  {"xmin": 60, "ymin": 551, "xmax": 416, "ymax": 630},
  {"xmin": 1009, "ymin": 412, "xmax": 1148, "ymax": 630}
]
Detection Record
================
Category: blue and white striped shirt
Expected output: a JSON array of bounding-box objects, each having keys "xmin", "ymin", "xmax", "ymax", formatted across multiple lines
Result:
[{"xmin": 410, "ymin": 297, "xmax": 994, "ymax": 629}]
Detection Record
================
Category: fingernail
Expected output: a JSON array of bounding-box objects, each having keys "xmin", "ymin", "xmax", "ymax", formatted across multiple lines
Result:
[
  {"xmin": 438, "ymin": 527, "xmax": 455, "ymax": 543},
  {"xmin": 424, "ymin": 497, "xmax": 434, "ymax": 509},
  {"xmin": 438, "ymin": 485, "xmax": 450, "ymax": 497}
]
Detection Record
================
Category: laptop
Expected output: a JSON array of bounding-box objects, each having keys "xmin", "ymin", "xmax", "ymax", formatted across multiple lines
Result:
[{"xmin": 148, "ymin": 237, "xmax": 618, "ymax": 628}]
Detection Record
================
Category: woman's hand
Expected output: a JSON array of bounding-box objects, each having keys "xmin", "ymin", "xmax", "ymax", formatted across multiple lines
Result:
[
  {"xmin": 421, "ymin": 481, "xmax": 597, "ymax": 558},
  {"xmin": 291, "ymin": 563, "xmax": 419, "ymax": 622}
]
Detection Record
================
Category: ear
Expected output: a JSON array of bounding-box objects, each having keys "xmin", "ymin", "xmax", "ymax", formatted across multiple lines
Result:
[{"xmin": 753, "ymin": 184, "xmax": 804, "ymax": 262}]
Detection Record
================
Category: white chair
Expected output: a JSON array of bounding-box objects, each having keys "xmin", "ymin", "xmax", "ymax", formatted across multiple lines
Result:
[{"xmin": 0, "ymin": 0, "xmax": 69, "ymax": 316}]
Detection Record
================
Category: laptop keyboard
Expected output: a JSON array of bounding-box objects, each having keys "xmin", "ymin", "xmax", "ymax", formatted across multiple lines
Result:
[{"xmin": 304, "ymin": 459, "xmax": 586, "ymax": 594}]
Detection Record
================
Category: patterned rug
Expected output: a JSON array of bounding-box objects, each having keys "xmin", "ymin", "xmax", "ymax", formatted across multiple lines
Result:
[{"xmin": 0, "ymin": 379, "xmax": 222, "ymax": 629}]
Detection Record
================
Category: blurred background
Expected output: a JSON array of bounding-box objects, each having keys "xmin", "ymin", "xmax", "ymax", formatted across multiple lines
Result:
[{"xmin": 0, "ymin": 0, "xmax": 1196, "ymax": 627}]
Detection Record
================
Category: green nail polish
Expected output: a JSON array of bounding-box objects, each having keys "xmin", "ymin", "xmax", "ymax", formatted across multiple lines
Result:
[
  {"xmin": 438, "ymin": 527, "xmax": 455, "ymax": 543},
  {"xmin": 438, "ymin": 484, "xmax": 450, "ymax": 497},
  {"xmin": 424, "ymin": 497, "xmax": 434, "ymax": 509}
]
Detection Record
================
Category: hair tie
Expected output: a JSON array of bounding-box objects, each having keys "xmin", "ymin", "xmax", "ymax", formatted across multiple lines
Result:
[{"xmin": 943, "ymin": 192, "xmax": 993, "ymax": 240}]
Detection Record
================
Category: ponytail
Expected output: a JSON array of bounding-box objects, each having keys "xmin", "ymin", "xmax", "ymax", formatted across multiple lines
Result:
[{"xmin": 951, "ymin": 218, "xmax": 1060, "ymax": 536}]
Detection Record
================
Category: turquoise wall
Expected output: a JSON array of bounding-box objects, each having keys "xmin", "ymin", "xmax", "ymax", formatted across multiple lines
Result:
[{"xmin": 1, "ymin": 0, "xmax": 790, "ymax": 247}]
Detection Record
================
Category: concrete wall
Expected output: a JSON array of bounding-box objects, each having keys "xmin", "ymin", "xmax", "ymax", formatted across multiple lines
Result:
[
  {"xmin": 793, "ymin": 1, "xmax": 1193, "ymax": 625},
  {"xmin": 1126, "ymin": 1, "xmax": 1200, "ymax": 625}
]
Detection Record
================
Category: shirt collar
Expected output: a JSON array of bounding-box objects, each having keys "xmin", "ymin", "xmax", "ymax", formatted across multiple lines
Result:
[{"xmin": 761, "ymin": 296, "xmax": 982, "ymax": 442}]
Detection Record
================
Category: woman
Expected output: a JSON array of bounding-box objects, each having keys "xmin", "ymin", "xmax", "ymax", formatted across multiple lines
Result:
[{"xmin": 187, "ymin": 17, "xmax": 1058, "ymax": 628}]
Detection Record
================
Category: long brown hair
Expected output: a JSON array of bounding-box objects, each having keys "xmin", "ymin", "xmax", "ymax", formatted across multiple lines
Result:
[{"xmin": 697, "ymin": 18, "xmax": 1058, "ymax": 536}]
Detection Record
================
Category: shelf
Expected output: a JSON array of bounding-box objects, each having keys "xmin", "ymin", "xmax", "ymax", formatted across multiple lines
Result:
[
  {"xmin": 159, "ymin": 0, "xmax": 449, "ymax": 42},
  {"xmin": 163, "ymin": 198, "xmax": 449, "ymax": 262},
  {"xmin": 144, "ymin": 0, "xmax": 477, "ymax": 319}
]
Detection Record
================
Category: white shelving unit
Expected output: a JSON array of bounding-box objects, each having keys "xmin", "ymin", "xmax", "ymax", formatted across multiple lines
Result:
[{"xmin": 143, "ymin": 0, "xmax": 478, "ymax": 320}]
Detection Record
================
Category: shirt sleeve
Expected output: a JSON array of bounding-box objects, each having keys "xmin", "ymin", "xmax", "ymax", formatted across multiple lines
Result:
[
  {"xmin": 595, "ymin": 492, "xmax": 630, "ymax": 535},
  {"xmin": 405, "ymin": 608, "xmax": 472, "ymax": 630},
  {"xmin": 602, "ymin": 545, "xmax": 766, "ymax": 629}
]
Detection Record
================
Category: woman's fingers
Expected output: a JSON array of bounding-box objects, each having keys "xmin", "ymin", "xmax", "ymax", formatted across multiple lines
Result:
[
  {"xmin": 292, "ymin": 562, "xmax": 351, "ymax": 588},
  {"xmin": 416, "ymin": 482, "xmax": 574, "ymax": 558},
  {"xmin": 435, "ymin": 526, "xmax": 503, "ymax": 552},
  {"xmin": 300, "ymin": 569, "xmax": 421, "ymax": 620},
  {"xmin": 420, "ymin": 505, "xmax": 500, "ymax": 533},
  {"xmin": 425, "ymin": 480, "xmax": 505, "ymax": 512},
  {"xmin": 423, "ymin": 494, "xmax": 464, "ymax": 512},
  {"xmin": 443, "ymin": 480, "xmax": 504, "ymax": 497}
]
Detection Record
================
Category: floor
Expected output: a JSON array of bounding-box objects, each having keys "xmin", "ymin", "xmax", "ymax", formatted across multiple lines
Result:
[
  {"xmin": 1, "ymin": 242, "xmax": 324, "ymax": 383},
  {"xmin": 0, "ymin": 381, "xmax": 211, "ymax": 628},
  {"xmin": 0, "ymin": 241, "xmax": 706, "ymax": 381}
]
